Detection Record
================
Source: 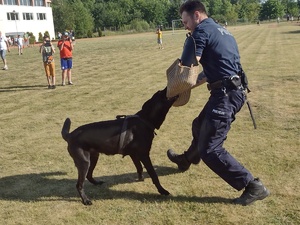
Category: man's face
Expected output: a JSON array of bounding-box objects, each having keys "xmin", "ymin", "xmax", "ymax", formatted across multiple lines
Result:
[{"xmin": 181, "ymin": 11, "xmax": 198, "ymax": 32}]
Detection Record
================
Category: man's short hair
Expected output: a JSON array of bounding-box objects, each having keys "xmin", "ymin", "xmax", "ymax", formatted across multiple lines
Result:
[{"xmin": 179, "ymin": 0, "xmax": 207, "ymax": 16}]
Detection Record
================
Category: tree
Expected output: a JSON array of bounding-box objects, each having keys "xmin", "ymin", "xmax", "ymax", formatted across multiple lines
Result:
[
  {"xmin": 52, "ymin": 0, "xmax": 93, "ymax": 38},
  {"xmin": 259, "ymin": 0, "xmax": 285, "ymax": 20},
  {"xmin": 207, "ymin": 0, "xmax": 223, "ymax": 17},
  {"xmin": 52, "ymin": 0, "xmax": 75, "ymax": 34},
  {"xmin": 166, "ymin": 0, "xmax": 183, "ymax": 28},
  {"xmin": 81, "ymin": 0, "xmax": 95, "ymax": 12},
  {"xmin": 70, "ymin": 0, "xmax": 94, "ymax": 37},
  {"xmin": 135, "ymin": 0, "xmax": 170, "ymax": 26},
  {"xmin": 245, "ymin": 2, "xmax": 261, "ymax": 22}
]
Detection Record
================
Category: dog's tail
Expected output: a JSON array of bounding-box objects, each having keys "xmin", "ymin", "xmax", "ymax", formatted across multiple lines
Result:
[{"xmin": 61, "ymin": 118, "xmax": 71, "ymax": 142}]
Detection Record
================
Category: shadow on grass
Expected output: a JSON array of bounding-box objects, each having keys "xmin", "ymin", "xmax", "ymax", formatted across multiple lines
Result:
[
  {"xmin": 282, "ymin": 30, "xmax": 300, "ymax": 34},
  {"xmin": 0, "ymin": 84, "xmax": 47, "ymax": 92},
  {"xmin": 0, "ymin": 167, "xmax": 232, "ymax": 205}
]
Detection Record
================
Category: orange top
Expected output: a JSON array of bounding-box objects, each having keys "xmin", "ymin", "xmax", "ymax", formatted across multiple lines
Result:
[{"xmin": 57, "ymin": 40, "xmax": 72, "ymax": 58}]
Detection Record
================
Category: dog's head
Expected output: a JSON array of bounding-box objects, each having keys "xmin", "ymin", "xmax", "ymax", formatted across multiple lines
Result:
[{"xmin": 137, "ymin": 87, "xmax": 178, "ymax": 129}]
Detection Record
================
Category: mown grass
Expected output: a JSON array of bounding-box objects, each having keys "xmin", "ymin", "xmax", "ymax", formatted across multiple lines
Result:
[{"xmin": 0, "ymin": 22, "xmax": 299, "ymax": 225}]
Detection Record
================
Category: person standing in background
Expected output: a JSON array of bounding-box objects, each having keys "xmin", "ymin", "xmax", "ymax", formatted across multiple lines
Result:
[
  {"xmin": 17, "ymin": 35, "xmax": 24, "ymax": 55},
  {"xmin": 40, "ymin": 35, "xmax": 56, "ymax": 89},
  {"xmin": 0, "ymin": 31, "xmax": 10, "ymax": 70},
  {"xmin": 57, "ymin": 31, "xmax": 74, "ymax": 86},
  {"xmin": 156, "ymin": 27, "xmax": 164, "ymax": 49}
]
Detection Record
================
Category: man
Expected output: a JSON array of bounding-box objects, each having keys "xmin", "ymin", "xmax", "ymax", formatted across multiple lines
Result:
[
  {"xmin": 167, "ymin": 0, "xmax": 269, "ymax": 206},
  {"xmin": 0, "ymin": 31, "xmax": 10, "ymax": 70},
  {"xmin": 17, "ymin": 34, "xmax": 24, "ymax": 55},
  {"xmin": 57, "ymin": 31, "xmax": 74, "ymax": 86},
  {"xmin": 40, "ymin": 35, "xmax": 56, "ymax": 89}
]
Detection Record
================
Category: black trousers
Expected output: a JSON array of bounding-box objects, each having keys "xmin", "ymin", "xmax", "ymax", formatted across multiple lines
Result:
[{"xmin": 184, "ymin": 89, "xmax": 253, "ymax": 191}]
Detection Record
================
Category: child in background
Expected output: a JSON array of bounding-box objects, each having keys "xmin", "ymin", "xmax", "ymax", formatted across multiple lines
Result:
[
  {"xmin": 156, "ymin": 28, "xmax": 164, "ymax": 49},
  {"xmin": 40, "ymin": 36, "xmax": 56, "ymax": 89}
]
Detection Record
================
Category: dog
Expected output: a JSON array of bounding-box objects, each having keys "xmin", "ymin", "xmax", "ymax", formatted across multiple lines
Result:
[{"xmin": 61, "ymin": 88, "xmax": 178, "ymax": 205}]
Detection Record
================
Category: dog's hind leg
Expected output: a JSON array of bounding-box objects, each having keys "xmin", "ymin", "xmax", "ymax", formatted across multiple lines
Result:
[
  {"xmin": 140, "ymin": 155, "xmax": 170, "ymax": 196},
  {"xmin": 86, "ymin": 152, "xmax": 104, "ymax": 185},
  {"xmin": 129, "ymin": 154, "xmax": 144, "ymax": 181},
  {"xmin": 72, "ymin": 148, "xmax": 93, "ymax": 205}
]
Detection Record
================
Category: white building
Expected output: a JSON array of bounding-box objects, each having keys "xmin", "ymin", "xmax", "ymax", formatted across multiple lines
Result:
[{"xmin": 0, "ymin": 0, "xmax": 55, "ymax": 41}]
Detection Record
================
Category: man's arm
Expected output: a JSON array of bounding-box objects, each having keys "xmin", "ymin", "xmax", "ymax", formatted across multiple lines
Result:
[
  {"xmin": 57, "ymin": 40, "xmax": 64, "ymax": 51},
  {"xmin": 51, "ymin": 44, "xmax": 55, "ymax": 53},
  {"xmin": 69, "ymin": 40, "xmax": 74, "ymax": 50},
  {"xmin": 5, "ymin": 40, "xmax": 10, "ymax": 52},
  {"xmin": 192, "ymin": 56, "xmax": 206, "ymax": 88}
]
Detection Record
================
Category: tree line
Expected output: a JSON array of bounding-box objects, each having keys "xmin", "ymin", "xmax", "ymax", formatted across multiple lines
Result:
[{"xmin": 51, "ymin": 0, "xmax": 300, "ymax": 38}]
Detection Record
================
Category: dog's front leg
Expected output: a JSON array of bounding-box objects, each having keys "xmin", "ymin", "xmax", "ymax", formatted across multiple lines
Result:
[
  {"xmin": 129, "ymin": 154, "xmax": 144, "ymax": 181},
  {"xmin": 140, "ymin": 155, "xmax": 170, "ymax": 196}
]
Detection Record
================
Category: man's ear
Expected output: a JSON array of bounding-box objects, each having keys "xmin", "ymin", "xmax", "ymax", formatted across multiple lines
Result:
[{"xmin": 194, "ymin": 11, "xmax": 201, "ymax": 21}]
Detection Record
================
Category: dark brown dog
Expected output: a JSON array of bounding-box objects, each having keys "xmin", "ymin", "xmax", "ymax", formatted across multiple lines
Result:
[{"xmin": 61, "ymin": 88, "xmax": 177, "ymax": 205}]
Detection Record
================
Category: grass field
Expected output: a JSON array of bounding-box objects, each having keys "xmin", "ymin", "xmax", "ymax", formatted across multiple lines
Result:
[{"xmin": 0, "ymin": 21, "xmax": 299, "ymax": 225}]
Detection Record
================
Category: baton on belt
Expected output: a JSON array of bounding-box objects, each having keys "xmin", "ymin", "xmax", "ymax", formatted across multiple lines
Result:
[{"xmin": 246, "ymin": 100, "xmax": 257, "ymax": 129}]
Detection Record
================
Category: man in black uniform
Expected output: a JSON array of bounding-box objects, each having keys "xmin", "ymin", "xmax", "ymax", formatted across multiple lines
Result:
[{"xmin": 167, "ymin": 0, "xmax": 269, "ymax": 206}]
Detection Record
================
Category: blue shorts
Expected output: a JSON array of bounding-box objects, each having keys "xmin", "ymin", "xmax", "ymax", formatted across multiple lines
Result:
[
  {"xmin": 60, "ymin": 58, "xmax": 73, "ymax": 70},
  {"xmin": 0, "ymin": 50, "xmax": 6, "ymax": 60}
]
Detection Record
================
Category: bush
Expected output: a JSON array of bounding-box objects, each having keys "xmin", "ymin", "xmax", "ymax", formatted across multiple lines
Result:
[
  {"xmin": 98, "ymin": 29, "xmax": 102, "ymax": 37},
  {"xmin": 128, "ymin": 19, "xmax": 150, "ymax": 32},
  {"xmin": 44, "ymin": 31, "xmax": 50, "ymax": 39},
  {"xmin": 26, "ymin": 32, "xmax": 36, "ymax": 44},
  {"xmin": 38, "ymin": 32, "xmax": 43, "ymax": 42},
  {"xmin": 87, "ymin": 30, "xmax": 93, "ymax": 38}
]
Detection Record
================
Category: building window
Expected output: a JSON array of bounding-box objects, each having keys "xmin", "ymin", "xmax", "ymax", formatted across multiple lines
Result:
[
  {"xmin": 4, "ymin": 0, "xmax": 18, "ymax": 5},
  {"xmin": 20, "ymin": 0, "xmax": 31, "ymax": 6},
  {"xmin": 7, "ymin": 12, "xmax": 19, "ymax": 21},
  {"xmin": 34, "ymin": 0, "xmax": 44, "ymax": 6},
  {"xmin": 37, "ymin": 13, "xmax": 46, "ymax": 20},
  {"xmin": 23, "ymin": 13, "xmax": 34, "ymax": 21}
]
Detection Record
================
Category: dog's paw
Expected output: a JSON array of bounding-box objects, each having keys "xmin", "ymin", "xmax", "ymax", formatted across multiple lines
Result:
[
  {"xmin": 137, "ymin": 175, "xmax": 144, "ymax": 182},
  {"xmin": 87, "ymin": 177, "xmax": 105, "ymax": 185},
  {"xmin": 159, "ymin": 189, "xmax": 170, "ymax": 196},
  {"xmin": 94, "ymin": 180, "xmax": 105, "ymax": 185},
  {"xmin": 82, "ymin": 199, "xmax": 93, "ymax": 206}
]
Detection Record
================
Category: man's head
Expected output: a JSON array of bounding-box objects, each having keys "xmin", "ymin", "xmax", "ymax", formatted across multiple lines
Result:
[
  {"xmin": 179, "ymin": 0, "xmax": 208, "ymax": 32},
  {"xmin": 43, "ymin": 35, "xmax": 50, "ymax": 41}
]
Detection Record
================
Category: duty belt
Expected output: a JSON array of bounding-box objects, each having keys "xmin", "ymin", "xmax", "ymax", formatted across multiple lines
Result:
[
  {"xmin": 207, "ymin": 76, "xmax": 240, "ymax": 91},
  {"xmin": 207, "ymin": 77, "xmax": 257, "ymax": 129},
  {"xmin": 207, "ymin": 79, "xmax": 228, "ymax": 91}
]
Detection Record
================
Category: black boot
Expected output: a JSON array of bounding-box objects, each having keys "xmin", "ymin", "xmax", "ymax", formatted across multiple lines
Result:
[
  {"xmin": 233, "ymin": 178, "xmax": 270, "ymax": 206},
  {"xmin": 167, "ymin": 149, "xmax": 191, "ymax": 171}
]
